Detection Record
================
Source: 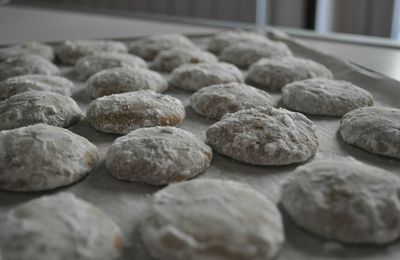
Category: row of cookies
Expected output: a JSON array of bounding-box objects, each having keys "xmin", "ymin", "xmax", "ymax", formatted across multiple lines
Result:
[{"xmin": 0, "ymin": 31, "xmax": 400, "ymax": 260}]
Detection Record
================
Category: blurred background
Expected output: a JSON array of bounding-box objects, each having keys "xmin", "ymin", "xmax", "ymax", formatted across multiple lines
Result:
[{"xmin": 7, "ymin": 0, "xmax": 399, "ymax": 39}]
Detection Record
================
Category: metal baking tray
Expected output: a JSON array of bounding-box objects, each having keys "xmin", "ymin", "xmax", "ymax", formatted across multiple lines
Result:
[{"xmin": 1, "ymin": 32, "xmax": 400, "ymax": 260}]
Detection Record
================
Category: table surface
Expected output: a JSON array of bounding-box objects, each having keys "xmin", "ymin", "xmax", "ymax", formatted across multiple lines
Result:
[{"xmin": 1, "ymin": 4, "xmax": 400, "ymax": 81}]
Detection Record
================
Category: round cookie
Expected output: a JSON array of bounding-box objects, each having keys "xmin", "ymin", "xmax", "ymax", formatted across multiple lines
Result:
[
  {"xmin": 246, "ymin": 57, "xmax": 333, "ymax": 91},
  {"xmin": 281, "ymin": 158, "xmax": 400, "ymax": 244},
  {"xmin": 0, "ymin": 124, "xmax": 99, "ymax": 191},
  {"xmin": 219, "ymin": 41, "xmax": 292, "ymax": 68},
  {"xmin": 0, "ymin": 42, "xmax": 54, "ymax": 62},
  {"xmin": 153, "ymin": 47, "xmax": 217, "ymax": 72},
  {"xmin": 169, "ymin": 62, "xmax": 244, "ymax": 92},
  {"xmin": 55, "ymin": 39, "xmax": 127, "ymax": 65},
  {"xmin": 207, "ymin": 30, "xmax": 270, "ymax": 54},
  {"xmin": 0, "ymin": 55, "xmax": 59, "ymax": 82},
  {"xmin": 190, "ymin": 82, "xmax": 275, "ymax": 120},
  {"xmin": 128, "ymin": 33, "xmax": 197, "ymax": 60},
  {"xmin": 139, "ymin": 179, "xmax": 284, "ymax": 260},
  {"xmin": 75, "ymin": 52, "xmax": 147, "ymax": 80},
  {"xmin": 87, "ymin": 67, "xmax": 167, "ymax": 98},
  {"xmin": 282, "ymin": 78, "xmax": 373, "ymax": 116},
  {"xmin": 106, "ymin": 126, "xmax": 212, "ymax": 185},
  {"xmin": 206, "ymin": 106, "xmax": 319, "ymax": 165},
  {"xmin": 0, "ymin": 91, "xmax": 82, "ymax": 130},
  {"xmin": 0, "ymin": 192, "xmax": 123, "ymax": 260},
  {"xmin": 0, "ymin": 74, "xmax": 74, "ymax": 100},
  {"xmin": 339, "ymin": 107, "xmax": 400, "ymax": 159},
  {"xmin": 87, "ymin": 90, "xmax": 185, "ymax": 134}
]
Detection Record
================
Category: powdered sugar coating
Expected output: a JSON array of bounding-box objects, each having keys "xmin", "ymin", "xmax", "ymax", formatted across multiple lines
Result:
[
  {"xmin": 0, "ymin": 55, "xmax": 59, "ymax": 81},
  {"xmin": 282, "ymin": 78, "xmax": 373, "ymax": 116},
  {"xmin": 55, "ymin": 40, "xmax": 128, "ymax": 65},
  {"xmin": 139, "ymin": 179, "xmax": 284, "ymax": 260},
  {"xmin": 206, "ymin": 106, "xmax": 319, "ymax": 165},
  {"xmin": 0, "ymin": 74, "xmax": 74, "ymax": 100},
  {"xmin": 106, "ymin": 126, "xmax": 212, "ymax": 185},
  {"xmin": 281, "ymin": 158, "xmax": 400, "ymax": 244},
  {"xmin": 128, "ymin": 33, "xmax": 197, "ymax": 60},
  {"xmin": 339, "ymin": 107, "xmax": 400, "ymax": 159},
  {"xmin": 219, "ymin": 41, "xmax": 292, "ymax": 68},
  {"xmin": 207, "ymin": 30, "xmax": 271, "ymax": 54},
  {"xmin": 169, "ymin": 62, "xmax": 244, "ymax": 92},
  {"xmin": 87, "ymin": 90, "xmax": 185, "ymax": 134},
  {"xmin": 87, "ymin": 67, "xmax": 167, "ymax": 98},
  {"xmin": 153, "ymin": 47, "xmax": 217, "ymax": 72},
  {"xmin": 0, "ymin": 91, "xmax": 82, "ymax": 130},
  {"xmin": 246, "ymin": 57, "xmax": 333, "ymax": 91},
  {"xmin": 190, "ymin": 82, "xmax": 275, "ymax": 120},
  {"xmin": 0, "ymin": 124, "xmax": 99, "ymax": 191},
  {"xmin": 0, "ymin": 193, "xmax": 123, "ymax": 260},
  {"xmin": 0, "ymin": 42, "xmax": 54, "ymax": 62},
  {"xmin": 75, "ymin": 52, "xmax": 147, "ymax": 80}
]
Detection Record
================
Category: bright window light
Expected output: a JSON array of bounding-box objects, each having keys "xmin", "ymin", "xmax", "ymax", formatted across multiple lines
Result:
[
  {"xmin": 315, "ymin": 0, "xmax": 333, "ymax": 33},
  {"xmin": 256, "ymin": 0, "xmax": 268, "ymax": 25},
  {"xmin": 391, "ymin": 0, "xmax": 400, "ymax": 40}
]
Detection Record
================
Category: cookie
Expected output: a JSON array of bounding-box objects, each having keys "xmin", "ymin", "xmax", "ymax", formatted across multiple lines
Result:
[
  {"xmin": 282, "ymin": 78, "xmax": 373, "ymax": 116},
  {"xmin": 139, "ymin": 179, "xmax": 284, "ymax": 260},
  {"xmin": 153, "ymin": 47, "xmax": 217, "ymax": 72},
  {"xmin": 219, "ymin": 41, "xmax": 292, "ymax": 68},
  {"xmin": 0, "ymin": 124, "xmax": 99, "ymax": 191},
  {"xmin": 0, "ymin": 55, "xmax": 59, "ymax": 82},
  {"xmin": 55, "ymin": 39, "xmax": 127, "ymax": 65},
  {"xmin": 281, "ymin": 158, "xmax": 400, "ymax": 244},
  {"xmin": 106, "ymin": 126, "xmax": 212, "ymax": 185},
  {"xmin": 169, "ymin": 62, "xmax": 244, "ymax": 92},
  {"xmin": 190, "ymin": 82, "xmax": 275, "ymax": 119},
  {"xmin": 128, "ymin": 33, "xmax": 197, "ymax": 60},
  {"xmin": 0, "ymin": 192, "xmax": 123, "ymax": 260},
  {"xmin": 75, "ymin": 52, "xmax": 147, "ymax": 80},
  {"xmin": 0, "ymin": 74, "xmax": 74, "ymax": 100},
  {"xmin": 246, "ymin": 57, "xmax": 333, "ymax": 91},
  {"xmin": 87, "ymin": 90, "xmax": 185, "ymax": 134},
  {"xmin": 206, "ymin": 106, "xmax": 319, "ymax": 165},
  {"xmin": 207, "ymin": 30, "xmax": 270, "ymax": 54},
  {"xmin": 0, "ymin": 91, "xmax": 82, "ymax": 130},
  {"xmin": 87, "ymin": 67, "xmax": 167, "ymax": 98},
  {"xmin": 0, "ymin": 42, "xmax": 54, "ymax": 62},
  {"xmin": 339, "ymin": 107, "xmax": 400, "ymax": 159}
]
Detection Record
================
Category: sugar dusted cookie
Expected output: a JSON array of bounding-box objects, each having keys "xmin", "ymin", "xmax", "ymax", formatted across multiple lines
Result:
[
  {"xmin": 0, "ymin": 91, "xmax": 82, "ymax": 130},
  {"xmin": 0, "ymin": 55, "xmax": 59, "ymax": 81},
  {"xmin": 87, "ymin": 67, "xmax": 167, "ymax": 98},
  {"xmin": 282, "ymin": 78, "xmax": 373, "ymax": 116},
  {"xmin": 246, "ymin": 57, "xmax": 333, "ymax": 91},
  {"xmin": 75, "ymin": 52, "xmax": 146, "ymax": 80},
  {"xmin": 55, "ymin": 39, "xmax": 127, "ymax": 65},
  {"xmin": 0, "ymin": 124, "xmax": 99, "ymax": 191},
  {"xmin": 0, "ymin": 74, "xmax": 74, "ymax": 100},
  {"xmin": 169, "ymin": 62, "xmax": 243, "ymax": 92},
  {"xmin": 106, "ymin": 126, "xmax": 212, "ymax": 185},
  {"xmin": 153, "ymin": 47, "xmax": 217, "ymax": 72},
  {"xmin": 128, "ymin": 34, "xmax": 197, "ymax": 60},
  {"xmin": 139, "ymin": 179, "xmax": 284, "ymax": 260},
  {"xmin": 206, "ymin": 106, "xmax": 319, "ymax": 165},
  {"xmin": 190, "ymin": 82, "xmax": 275, "ymax": 119},
  {"xmin": 339, "ymin": 107, "xmax": 400, "ymax": 159},
  {"xmin": 87, "ymin": 90, "xmax": 185, "ymax": 134},
  {"xmin": 0, "ymin": 42, "xmax": 54, "ymax": 62},
  {"xmin": 282, "ymin": 158, "xmax": 400, "ymax": 244},
  {"xmin": 219, "ymin": 40, "xmax": 292, "ymax": 68},
  {"xmin": 0, "ymin": 192, "xmax": 123, "ymax": 260}
]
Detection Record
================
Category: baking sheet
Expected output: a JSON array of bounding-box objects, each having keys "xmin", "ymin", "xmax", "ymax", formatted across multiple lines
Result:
[{"xmin": 1, "ymin": 32, "xmax": 400, "ymax": 260}]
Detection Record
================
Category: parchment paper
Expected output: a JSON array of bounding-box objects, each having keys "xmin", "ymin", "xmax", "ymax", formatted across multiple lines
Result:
[{"xmin": 1, "ymin": 33, "xmax": 400, "ymax": 260}]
